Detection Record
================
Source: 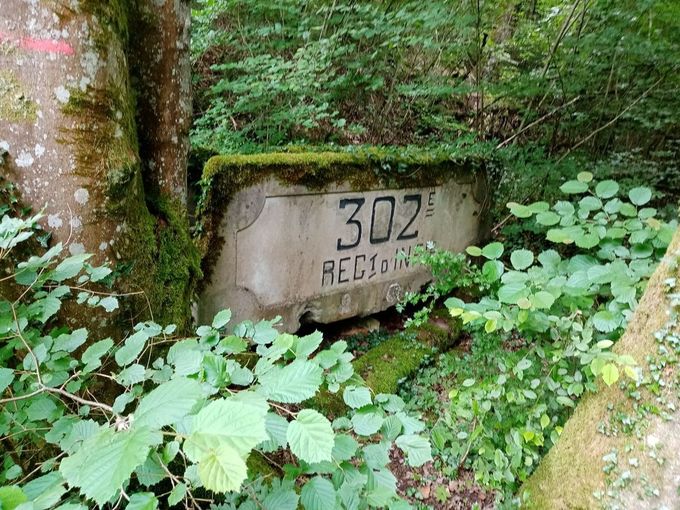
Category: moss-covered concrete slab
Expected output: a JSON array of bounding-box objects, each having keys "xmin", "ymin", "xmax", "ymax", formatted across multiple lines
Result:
[{"xmin": 196, "ymin": 151, "xmax": 488, "ymax": 331}]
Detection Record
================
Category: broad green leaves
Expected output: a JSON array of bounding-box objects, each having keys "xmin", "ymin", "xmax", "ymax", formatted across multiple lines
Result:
[
  {"xmin": 343, "ymin": 385, "xmax": 372, "ymax": 409},
  {"xmin": 257, "ymin": 360, "xmax": 323, "ymax": 403},
  {"xmin": 60, "ymin": 427, "xmax": 160, "ymax": 506},
  {"xmin": 510, "ymin": 249, "xmax": 534, "ymax": 270},
  {"xmin": 134, "ymin": 378, "xmax": 204, "ymax": 429},
  {"xmin": 2, "ymin": 201, "xmax": 425, "ymax": 510},
  {"xmin": 185, "ymin": 397, "xmax": 269, "ymax": 461},
  {"xmin": 300, "ymin": 477, "xmax": 337, "ymax": 510},
  {"xmin": 595, "ymin": 180, "xmax": 619, "ymax": 198},
  {"xmin": 287, "ymin": 409, "xmax": 334, "ymax": 463},
  {"xmin": 197, "ymin": 444, "xmax": 248, "ymax": 492},
  {"xmin": 115, "ymin": 331, "xmax": 149, "ymax": 367},
  {"xmin": 395, "ymin": 435, "xmax": 432, "ymax": 467}
]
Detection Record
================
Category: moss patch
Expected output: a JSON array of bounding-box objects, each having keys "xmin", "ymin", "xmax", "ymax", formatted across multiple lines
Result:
[
  {"xmin": 196, "ymin": 149, "xmax": 488, "ymax": 283},
  {"xmin": 520, "ymin": 228, "xmax": 680, "ymax": 509},
  {"xmin": 406, "ymin": 307, "xmax": 462, "ymax": 351},
  {"xmin": 246, "ymin": 451, "xmax": 280, "ymax": 479},
  {"xmin": 0, "ymin": 70, "xmax": 37, "ymax": 123},
  {"xmin": 312, "ymin": 333, "xmax": 435, "ymax": 418}
]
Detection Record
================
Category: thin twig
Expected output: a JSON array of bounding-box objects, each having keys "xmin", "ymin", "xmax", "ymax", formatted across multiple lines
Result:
[
  {"xmin": 497, "ymin": 95, "xmax": 581, "ymax": 148},
  {"xmin": 557, "ymin": 75, "xmax": 665, "ymax": 162}
]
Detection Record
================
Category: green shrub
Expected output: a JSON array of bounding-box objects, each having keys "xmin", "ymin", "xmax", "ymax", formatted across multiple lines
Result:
[
  {"xmin": 0, "ymin": 210, "xmax": 430, "ymax": 509},
  {"xmin": 403, "ymin": 174, "xmax": 676, "ymax": 494}
]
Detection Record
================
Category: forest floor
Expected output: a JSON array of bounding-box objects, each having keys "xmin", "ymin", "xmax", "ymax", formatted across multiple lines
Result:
[{"xmin": 312, "ymin": 310, "xmax": 498, "ymax": 510}]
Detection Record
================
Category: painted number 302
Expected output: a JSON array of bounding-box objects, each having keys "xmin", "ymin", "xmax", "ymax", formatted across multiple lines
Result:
[{"xmin": 336, "ymin": 193, "xmax": 425, "ymax": 250}]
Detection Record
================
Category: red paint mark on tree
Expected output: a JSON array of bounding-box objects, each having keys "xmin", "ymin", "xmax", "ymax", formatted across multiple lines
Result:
[{"xmin": 0, "ymin": 32, "xmax": 74, "ymax": 55}]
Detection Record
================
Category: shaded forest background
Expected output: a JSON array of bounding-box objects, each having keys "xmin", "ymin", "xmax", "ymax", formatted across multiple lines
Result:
[{"xmin": 189, "ymin": 0, "xmax": 680, "ymax": 219}]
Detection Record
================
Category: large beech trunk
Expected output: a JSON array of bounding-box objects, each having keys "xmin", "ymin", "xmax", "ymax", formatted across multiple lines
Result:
[{"xmin": 0, "ymin": 0, "xmax": 199, "ymax": 332}]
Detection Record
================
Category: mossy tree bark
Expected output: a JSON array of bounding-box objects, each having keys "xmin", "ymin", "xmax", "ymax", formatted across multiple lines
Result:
[
  {"xmin": 128, "ymin": 0, "xmax": 192, "ymax": 204},
  {"xmin": 521, "ymin": 228, "xmax": 680, "ymax": 509},
  {"xmin": 0, "ymin": 0, "xmax": 200, "ymax": 332}
]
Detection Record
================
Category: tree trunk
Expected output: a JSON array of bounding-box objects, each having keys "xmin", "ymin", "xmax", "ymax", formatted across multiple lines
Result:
[
  {"xmin": 128, "ymin": 0, "xmax": 192, "ymax": 204},
  {"xmin": 0, "ymin": 0, "xmax": 200, "ymax": 333},
  {"xmin": 521, "ymin": 228, "xmax": 680, "ymax": 509}
]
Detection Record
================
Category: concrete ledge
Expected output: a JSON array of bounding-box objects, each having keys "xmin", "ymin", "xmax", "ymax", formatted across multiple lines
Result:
[{"xmin": 195, "ymin": 149, "xmax": 488, "ymax": 331}]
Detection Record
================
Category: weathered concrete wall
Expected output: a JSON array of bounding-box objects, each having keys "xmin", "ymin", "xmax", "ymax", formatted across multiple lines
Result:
[{"xmin": 197, "ymin": 152, "xmax": 488, "ymax": 331}]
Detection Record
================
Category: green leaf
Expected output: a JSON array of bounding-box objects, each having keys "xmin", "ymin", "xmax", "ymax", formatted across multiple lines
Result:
[
  {"xmin": 53, "ymin": 328, "xmax": 88, "ymax": 353},
  {"xmin": 535, "ymin": 211, "xmax": 560, "ymax": 226},
  {"xmin": 332, "ymin": 434, "xmax": 359, "ymax": 461},
  {"xmin": 167, "ymin": 483, "xmax": 186, "ymax": 507},
  {"xmin": 482, "ymin": 260, "xmax": 504, "ymax": 282},
  {"xmin": 21, "ymin": 472, "xmax": 65, "ymax": 510},
  {"xmin": 481, "ymin": 242, "xmax": 504, "ymax": 260},
  {"xmin": 601, "ymin": 364, "xmax": 619, "ymax": 386},
  {"xmin": 262, "ymin": 412, "xmax": 289, "ymax": 450},
  {"xmin": 510, "ymin": 249, "xmax": 534, "ymax": 270},
  {"xmin": 81, "ymin": 338, "xmax": 114, "ymax": 373},
  {"xmin": 287, "ymin": 409, "xmax": 334, "ymax": 463},
  {"xmin": 540, "ymin": 415, "xmax": 550, "ymax": 429},
  {"xmin": 115, "ymin": 331, "xmax": 149, "ymax": 367},
  {"xmin": 395, "ymin": 435, "xmax": 432, "ymax": 467},
  {"xmin": 574, "ymin": 232, "xmax": 600, "ymax": 249},
  {"xmin": 60, "ymin": 426, "xmax": 160, "ymax": 506},
  {"xmin": 497, "ymin": 283, "xmax": 528, "ymax": 304},
  {"xmin": 0, "ymin": 486, "xmax": 27, "ymax": 510},
  {"xmin": 507, "ymin": 202, "xmax": 533, "ymax": 218},
  {"xmin": 579, "ymin": 196, "xmax": 602, "ymax": 211},
  {"xmin": 212, "ymin": 309, "xmax": 232, "ymax": 329},
  {"xmin": 134, "ymin": 377, "xmax": 204, "ymax": 429},
  {"xmin": 628, "ymin": 187, "xmax": 652, "ymax": 206},
  {"xmin": 184, "ymin": 397, "xmax": 268, "ymax": 462},
  {"xmin": 577, "ymin": 171, "xmax": 593, "ymax": 183},
  {"xmin": 257, "ymin": 360, "xmax": 323, "ymax": 403},
  {"xmin": 560, "ymin": 180, "xmax": 588, "ymax": 194},
  {"xmin": 300, "ymin": 477, "xmax": 336, "ymax": 510},
  {"xmin": 465, "ymin": 246, "xmax": 482, "ymax": 257},
  {"xmin": 546, "ymin": 228, "xmax": 574, "ymax": 244},
  {"xmin": 0, "ymin": 367, "xmax": 14, "ymax": 393},
  {"xmin": 197, "ymin": 442, "xmax": 248, "ymax": 493},
  {"xmin": 343, "ymin": 385, "xmax": 372, "ymax": 409},
  {"xmin": 528, "ymin": 201, "xmax": 550, "ymax": 213},
  {"xmin": 595, "ymin": 180, "xmax": 619, "ymax": 198},
  {"xmin": 363, "ymin": 442, "xmax": 390, "ymax": 469},
  {"xmin": 99, "ymin": 296, "xmax": 119, "ymax": 313},
  {"xmin": 295, "ymin": 331, "xmax": 324, "ymax": 358},
  {"xmin": 351, "ymin": 406, "xmax": 384, "ymax": 436},
  {"xmin": 116, "ymin": 364, "xmax": 146, "ymax": 386},
  {"xmin": 126, "ymin": 493, "xmax": 158, "ymax": 510},
  {"xmin": 26, "ymin": 396, "xmax": 58, "ymax": 421},
  {"xmin": 531, "ymin": 291, "xmax": 555, "ymax": 310},
  {"xmin": 263, "ymin": 484, "xmax": 299, "ymax": 510},
  {"xmin": 592, "ymin": 311, "xmax": 621, "ymax": 333},
  {"xmin": 51, "ymin": 254, "xmax": 91, "ymax": 282}
]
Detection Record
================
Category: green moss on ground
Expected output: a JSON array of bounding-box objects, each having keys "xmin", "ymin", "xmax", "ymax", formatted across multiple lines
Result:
[
  {"xmin": 406, "ymin": 307, "xmax": 462, "ymax": 351},
  {"xmin": 520, "ymin": 229, "xmax": 680, "ymax": 509},
  {"xmin": 311, "ymin": 333, "xmax": 435, "ymax": 418},
  {"xmin": 196, "ymin": 149, "xmax": 487, "ymax": 282},
  {"xmin": 246, "ymin": 451, "xmax": 280, "ymax": 479}
]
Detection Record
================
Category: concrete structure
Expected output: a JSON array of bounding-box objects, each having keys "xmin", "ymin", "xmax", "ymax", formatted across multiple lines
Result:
[{"xmin": 197, "ymin": 152, "xmax": 487, "ymax": 331}]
